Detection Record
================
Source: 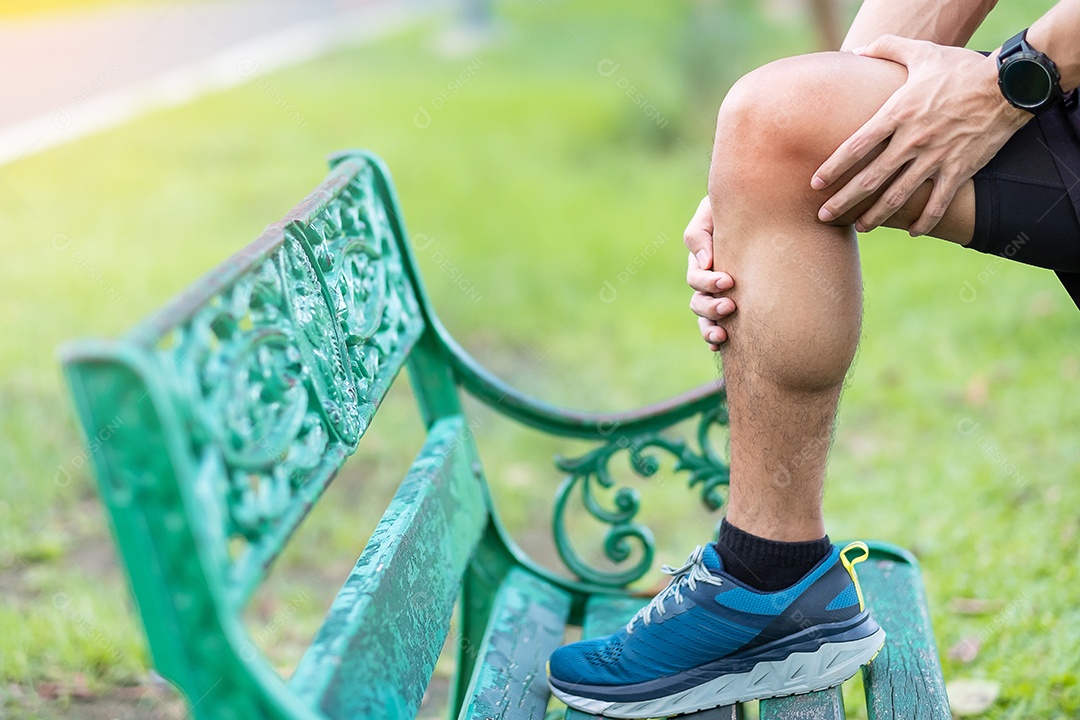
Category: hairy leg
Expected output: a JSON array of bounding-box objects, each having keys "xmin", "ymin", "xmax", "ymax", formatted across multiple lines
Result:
[{"xmin": 711, "ymin": 52, "xmax": 974, "ymax": 542}]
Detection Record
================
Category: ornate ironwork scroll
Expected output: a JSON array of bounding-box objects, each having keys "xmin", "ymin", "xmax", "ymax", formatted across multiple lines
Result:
[
  {"xmin": 154, "ymin": 159, "xmax": 423, "ymax": 562},
  {"xmin": 301, "ymin": 166, "xmax": 422, "ymax": 429},
  {"xmin": 552, "ymin": 404, "xmax": 731, "ymax": 588}
]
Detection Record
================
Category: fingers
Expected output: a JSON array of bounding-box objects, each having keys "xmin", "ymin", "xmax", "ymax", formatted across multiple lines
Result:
[
  {"xmin": 853, "ymin": 163, "xmax": 929, "ymax": 232},
  {"xmin": 908, "ymin": 175, "xmax": 961, "ymax": 236},
  {"xmin": 687, "ymin": 253, "xmax": 734, "ymax": 293},
  {"xmin": 698, "ymin": 316, "xmax": 726, "ymax": 351},
  {"xmin": 690, "ymin": 291, "xmax": 735, "ymax": 322},
  {"xmin": 811, "ymin": 40, "xmax": 919, "ymax": 201},
  {"xmin": 818, "ymin": 141, "xmax": 908, "ymax": 223},
  {"xmin": 684, "ymin": 195, "xmax": 730, "ymax": 351},
  {"xmin": 813, "ymin": 109, "xmax": 900, "ymax": 202},
  {"xmin": 683, "ymin": 196, "xmax": 714, "ymax": 269},
  {"xmin": 816, "ymin": 35, "xmax": 931, "ymax": 209}
]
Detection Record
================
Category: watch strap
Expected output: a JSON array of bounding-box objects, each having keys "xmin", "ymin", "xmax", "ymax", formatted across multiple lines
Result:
[{"xmin": 997, "ymin": 29, "xmax": 1028, "ymax": 66}]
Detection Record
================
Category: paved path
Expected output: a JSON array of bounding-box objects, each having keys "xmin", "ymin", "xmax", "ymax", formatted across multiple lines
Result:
[{"xmin": 0, "ymin": 0, "xmax": 444, "ymax": 164}]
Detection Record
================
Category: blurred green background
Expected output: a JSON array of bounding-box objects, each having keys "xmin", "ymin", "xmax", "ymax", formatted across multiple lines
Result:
[{"xmin": 1, "ymin": 0, "xmax": 1078, "ymax": 718}]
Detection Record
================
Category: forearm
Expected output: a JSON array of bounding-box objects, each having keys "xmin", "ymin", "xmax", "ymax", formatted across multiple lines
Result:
[
  {"xmin": 1028, "ymin": 0, "xmax": 1080, "ymax": 91},
  {"xmin": 842, "ymin": 0, "xmax": 997, "ymax": 50}
]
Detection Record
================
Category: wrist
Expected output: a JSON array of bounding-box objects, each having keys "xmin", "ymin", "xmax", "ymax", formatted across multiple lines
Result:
[{"xmin": 1027, "ymin": 24, "xmax": 1080, "ymax": 93}]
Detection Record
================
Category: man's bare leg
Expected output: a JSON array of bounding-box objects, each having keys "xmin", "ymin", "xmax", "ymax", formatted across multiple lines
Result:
[
  {"xmin": 711, "ymin": 52, "xmax": 976, "ymax": 551},
  {"xmin": 547, "ymin": 52, "xmax": 956, "ymax": 714}
]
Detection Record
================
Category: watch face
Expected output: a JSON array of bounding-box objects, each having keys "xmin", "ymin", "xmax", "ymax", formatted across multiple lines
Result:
[{"xmin": 1002, "ymin": 58, "xmax": 1054, "ymax": 108}]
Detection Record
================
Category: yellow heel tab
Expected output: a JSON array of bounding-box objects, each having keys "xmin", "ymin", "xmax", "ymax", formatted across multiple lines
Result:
[{"xmin": 839, "ymin": 541, "xmax": 870, "ymax": 612}]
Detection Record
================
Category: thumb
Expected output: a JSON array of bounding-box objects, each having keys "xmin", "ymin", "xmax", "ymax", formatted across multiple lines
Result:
[
  {"xmin": 684, "ymin": 196, "xmax": 714, "ymax": 269},
  {"xmin": 852, "ymin": 34, "xmax": 916, "ymax": 63}
]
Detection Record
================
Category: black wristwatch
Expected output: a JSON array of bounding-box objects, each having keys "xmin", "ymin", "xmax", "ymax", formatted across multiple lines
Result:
[{"xmin": 997, "ymin": 29, "xmax": 1064, "ymax": 113}]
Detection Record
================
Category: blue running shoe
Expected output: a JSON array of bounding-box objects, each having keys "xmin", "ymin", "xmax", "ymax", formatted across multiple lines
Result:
[{"xmin": 548, "ymin": 541, "xmax": 885, "ymax": 718}]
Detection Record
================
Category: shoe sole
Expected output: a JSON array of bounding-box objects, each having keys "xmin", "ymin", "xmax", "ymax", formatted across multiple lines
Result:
[{"xmin": 549, "ymin": 627, "xmax": 886, "ymax": 718}]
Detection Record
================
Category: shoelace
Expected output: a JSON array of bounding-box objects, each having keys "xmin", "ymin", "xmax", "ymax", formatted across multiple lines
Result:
[{"xmin": 625, "ymin": 546, "xmax": 723, "ymax": 634}]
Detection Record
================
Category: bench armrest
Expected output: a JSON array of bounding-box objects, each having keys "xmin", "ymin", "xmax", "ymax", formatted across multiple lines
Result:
[
  {"xmin": 438, "ymin": 330, "xmax": 725, "ymax": 441},
  {"xmin": 432, "ymin": 329, "xmax": 731, "ymax": 591}
]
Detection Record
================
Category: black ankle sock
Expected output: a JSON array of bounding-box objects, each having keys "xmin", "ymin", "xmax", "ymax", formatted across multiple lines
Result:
[{"xmin": 714, "ymin": 519, "xmax": 831, "ymax": 592}]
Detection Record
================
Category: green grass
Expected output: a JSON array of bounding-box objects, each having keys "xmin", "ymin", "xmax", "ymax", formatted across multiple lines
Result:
[{"xmin": 1, "ymin": 0, "xmax": 1078, "ymax": 717}]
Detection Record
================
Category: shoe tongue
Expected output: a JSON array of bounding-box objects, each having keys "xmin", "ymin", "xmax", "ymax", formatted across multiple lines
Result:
[{"xmin": 701, "ymin": 543, "xmax": 724, "ymax": 574}]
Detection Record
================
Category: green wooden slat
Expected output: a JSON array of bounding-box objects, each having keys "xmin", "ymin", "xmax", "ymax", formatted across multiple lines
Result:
[
  {"xmin": 758, "ymin": 687, "xmax": 845, "ymax": 720},
  {"xmin": 858, "ymin": 548, "xmax": 950, "ymax": 719},
  {"xmin": 562, "ymin": 595, "xmax": 744, "ymax": 720},
  {"xmin": 288, "ymin": 415, "xmax": 487, "ymax": 719},
  {"xmin": 686, "ymin": 707, "xmax": 745, "ymax": 720},
  {"xmin": 453, "ymin": 529, "xmax": 516, "ymax": 717},
  {"xmin": 458, "ymin": 569, "xmax": 572, "ymax": 720}
]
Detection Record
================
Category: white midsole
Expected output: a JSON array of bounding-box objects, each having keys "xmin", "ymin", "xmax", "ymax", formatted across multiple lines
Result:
[{"xmin": 549, "ymin": 628, "xmax": 886, "ymax": 719}]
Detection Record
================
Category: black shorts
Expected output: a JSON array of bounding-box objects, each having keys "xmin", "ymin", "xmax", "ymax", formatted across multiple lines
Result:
[{"xmin": 969, "ymin": 92, "xmax": 1080, "ymax": 307}]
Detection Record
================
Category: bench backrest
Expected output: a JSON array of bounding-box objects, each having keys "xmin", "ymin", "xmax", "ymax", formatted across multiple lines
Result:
[{"xmin": 62, "ymin": 151, "xmax": 489, "ymax": 720}]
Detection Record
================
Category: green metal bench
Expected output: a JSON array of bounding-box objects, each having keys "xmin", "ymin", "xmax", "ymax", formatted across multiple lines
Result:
[{"xmin": 61, "ymin": 150, "xmax": 950, "ymax": 720}]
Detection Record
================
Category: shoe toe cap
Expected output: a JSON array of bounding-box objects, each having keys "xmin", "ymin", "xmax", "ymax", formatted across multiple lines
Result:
[{"xmin": 548, "ymin": 641, "xmax": 588, "ymax": 682}]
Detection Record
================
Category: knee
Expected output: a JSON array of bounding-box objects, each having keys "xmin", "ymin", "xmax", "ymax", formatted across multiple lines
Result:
[
  {"xmin": 715, "ymin": 60, "xmax": 819, "ymax": 166},
  {"xmin": 710, "ymin": 54, "xmax": 846, "ymax": 193},
  {"xmin": 708, "ymin": 53, "xmax": 905, "ymax": 210}
]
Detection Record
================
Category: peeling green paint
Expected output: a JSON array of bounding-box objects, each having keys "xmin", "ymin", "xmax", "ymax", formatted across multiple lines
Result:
[
  {"xmin": 859, "ymin": 550, "xmax": 950, "ymax": 719},
  {"xmin": 459, "ymin": 569, "xmax": 571, "ymax": 720},
  {"xmin": 290, "ymin": 415, "xmax": 486, "ymax": 718},
  {"xmin": 759, "ymin": 688, "xmax": 845, "ymax": 720}
]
